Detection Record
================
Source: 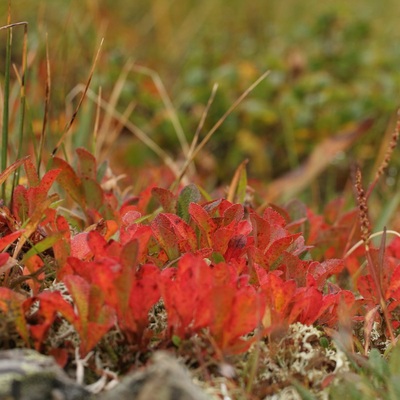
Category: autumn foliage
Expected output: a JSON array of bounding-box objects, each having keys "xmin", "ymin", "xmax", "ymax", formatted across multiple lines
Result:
[{"xmin": 0, "ymin": 149, "xmax": 400, "ymax": 366}]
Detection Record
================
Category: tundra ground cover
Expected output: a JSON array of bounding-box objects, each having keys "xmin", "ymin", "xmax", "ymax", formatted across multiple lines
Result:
[{"xmin": 2, "ymin": 1, "xmax": 400, "ymax": 398}]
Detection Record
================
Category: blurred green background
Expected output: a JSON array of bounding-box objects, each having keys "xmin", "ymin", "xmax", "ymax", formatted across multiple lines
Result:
[{"xmin": 2, "ymin": 0, "xmax": 400, "ymax": 210}]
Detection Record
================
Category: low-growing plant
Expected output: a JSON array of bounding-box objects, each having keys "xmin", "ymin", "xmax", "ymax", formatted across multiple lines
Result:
[{"xmin": 1, "ymin": 4, "xmax": 400, "ymax": 399}]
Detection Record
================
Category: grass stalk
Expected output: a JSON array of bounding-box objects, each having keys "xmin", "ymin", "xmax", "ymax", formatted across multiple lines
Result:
[
  {"xmin": 353, "ymin": 166, "xmax": 395, "ymax": 345},
  {"xmin": 175, "ymin": 71, "xmax": 270, "ymax": 187},
  {"xmin": 11, "ymin": 22, "xmax": 28, "ymax": 197},
  {"xmin": 1, "ymin": 13, "xmax": 12, "ymax": 200},
  {"xmin": 37, "ymin": 34, "xmax": 51, "ymax": 175},
  {"xmin": 132, "ymin": 64, "xmax": 190, "ymax": 157},
  {"xmin": 66, "ymin": 84, "xmax": 181, "ymax": 178},
  {"xmin": 366, "ymin": 110, "xmax": 399, "ymax": 199},
  {"xmin": 52, "ymin": 38, "xmax": 104, "ymax": 157}
]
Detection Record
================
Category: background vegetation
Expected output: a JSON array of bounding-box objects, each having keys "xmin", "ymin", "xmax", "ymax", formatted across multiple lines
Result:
[
  {"xmin": 2, "ymin": 1, "xmax": 400, "ymax": 398},
  {"xmin": 2, "ymin": 0, "xmax": 400, "ymax": 207}
]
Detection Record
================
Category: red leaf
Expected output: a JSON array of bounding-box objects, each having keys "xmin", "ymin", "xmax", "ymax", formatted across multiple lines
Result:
[
  {"xmin": 70, "ymin": 233, "xmax": 91, "ymax": 259},
  {"xmin": 250, "ymin": 212, "xmax": 271, "ymax": 249},
  {"xmin": 262, "ymin": 207, "xmax": 287, "ymax": 228},
  {"xmin": 219, "ymin": 286, "xmax": 265, "ymax": 353},
  {"xmin": 189, "ymin": 203, "xmax": 217, "ymax": 246},
  {"xmin": 223, "ymin": 203, "xmax": 244, "ymax": 225},
  {"xmin": 63, "ymin": 274, "xmax": 116, "ymax": 355},
  {"xmin": 23, "ymin": 157, "xmax": 40, "ymax": 187},
  {"xmin": 0, "ymin": 156, "xmax": 29, "ymax": 186},
  {"xmin": 263, "ymin": 234, "xmax": 301, "ymax": 268},
  {"xmin": 357, "ymin": 275, "xmax": 379, "ymax": 305},
  {"xmin": 12, "ymin": 185, "xmax": 29, "ymax": 222},
  {"xmin": 128, "ymin": 264, "xmax": 160, "ymax": 335},
  {"xmin": 386, "ymin": 264, "xmax": 400, "ymax": 300},
  {"xmin": 151, "ymin": 215, "xmax": 180, "ymax": 260},
  {"xmin": 308, "ymin": 259, "xmax": 345, "ymax": 289},
  {"xmin": 152, "ymin": 187, "xmax": 177, "ymax": 213},
  {"xmin": 160, "ymin": 254, "xmax": 213, "ymax": 337},
  {"xmin": 288, "ymin": 287, "xmax": 323, "ymax": 325},
  {"xmin": 25, "ymin": 291, "xmax": 76, "ymax": 350},
  {"xmin": 52, "ymin": 157, "xmax": 85, "ymax": 207},
  {"xmin": 0, "ymin": 230, "xmax": 22, "ymax": 251},
  {"xmin": 260, "ymin": 273, "xmax": 296, "ymax": 329}
]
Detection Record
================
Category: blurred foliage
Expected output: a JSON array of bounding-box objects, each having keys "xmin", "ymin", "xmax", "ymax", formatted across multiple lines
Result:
[
  {"xmin": 330, "ymin": 347, "xmax": 400, "ymax": 400},
  {"xmin": 1, "ymin": 0, "xmax": 400, "ymax": 205}
]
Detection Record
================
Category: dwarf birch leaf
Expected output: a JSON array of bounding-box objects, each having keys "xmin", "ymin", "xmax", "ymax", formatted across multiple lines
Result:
[
  {"xmin": 177, "ymin": 183, "xmax": 201, "ymax": 222},
  {"xmin": 52, "ymin": 157, "xmax": 85, "ymax": 207},
  {"xmin": 0, "ymin": 156, "xmax": 29, "ymax": 186},
  {"xmin": 152, "ymin": 187, "xmax": 177, "ymax": 213},
  {"xmin": 76, "ymin": 147, "xmax": 97, "ymax": 179},
  {"xmin": 189, "ymin": 202, "xmax": 217, "ymax": 246},
  {"xmin": 23, "ymin": 157, "xmax": 40, "ymax": 187},
  {"xmin": 0, "ymin": 230, "xmax": 22, "ymax": 251},
  {"xmin": 386, "ymin": 265, "xmax": 400, "ymax": 300}
]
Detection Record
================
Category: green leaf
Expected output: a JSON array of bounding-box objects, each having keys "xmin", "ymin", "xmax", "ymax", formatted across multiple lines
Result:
[
  {"xmin": 389, "ymin": 344, "xmax": 400, "ymax": 376},
  {"xmin": 236, "ymin": 162, "xmax": 248, "ymax": 204},
  {"xmin": 177, "ymin": 183, "xmax": 201, "ymax": 223},
  {"xmin": 172, "ymin": 335, "xmax": 181, "ymax": 347},
  {"xmin": 289, "ymin": 380, "xmax": 318, "ymax": 400},
  {"xmin": 368, "ymin": 348, "xmax": 388, "ymax": 381},
  {"xmin": 21, "ymin": 233, "xmax": 64, "ymax": 263}
]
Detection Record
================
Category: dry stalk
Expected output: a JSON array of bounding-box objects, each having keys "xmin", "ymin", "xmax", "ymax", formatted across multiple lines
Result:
[
  {"xmin": 366, "ymin": 110, "xmax": 400, "ymax": 199},
  {"xmin": 52, "ymin": 38, "xmax": 104, "ymax": 156},
  {"xmin": 353, "ymin": 166, "xmax": 395, "ymax": 345}
]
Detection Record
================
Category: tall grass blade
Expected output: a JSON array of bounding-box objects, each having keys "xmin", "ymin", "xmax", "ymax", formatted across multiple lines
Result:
[
  {"xmin": 52, "ymin": 38, "xmax": 104, "ymax": 156},
  {"xmin": 175, "ymin": 72, "xmax": 269, "ymax": 188},
  {"xmin": 132, "ymin": 65, "xmax": 190, "ymax": 157},
  {"xmin": 65, "ymin": 85, "xmax": 181, "ymax": 177},
  {"xmin": 37, "ymin": 34, "xmax": 51, "ymax": 175},
  {"xmin": 172, "ymin": 83, "xmax": 218, "ymax": 189},
  {"xmin": 1, "ymin": 10, "xmax": 12, "ymax": 200},
  {"xmin": 11, "ymin": 22, "xmax": 28, "ymax": 198}
]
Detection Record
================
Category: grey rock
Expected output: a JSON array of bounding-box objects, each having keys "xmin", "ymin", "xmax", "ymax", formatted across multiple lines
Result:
[
  {"xmin": 0, "ymin": 349, "xmax": 89, "ymax": 400},
  {"xmin": 0, "ymin": 349, "xmax": 213, "ymax": 400},
  {"xmin": 99, "ymin": 351, "xmax": 212, "ymax": 400}
]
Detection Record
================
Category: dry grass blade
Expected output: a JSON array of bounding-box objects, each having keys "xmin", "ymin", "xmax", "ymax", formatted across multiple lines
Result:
[
  {"xmin": 190, "ymin": 70, "xmax": 270, "ymax": 163},
  {"xmin": 52, "ymin": 38, "xmax": 104, "ymax": 156},
  {"xmin": 0, "ymin": 156, "xmax": 30, "ymax": 186},
  {"xmin": 1, "ymin": 10, "xmax": 13, "ymax": 199},
  {"xmin": 173, "ymin": 83, "xmax": 218, "ymax": 189},
  {"xmin": 132, "ymin": 64, "xmax": 190, "ymax": 157},
  {"xmin": 175, "ymin": 71, "xmax": 270, "ymax": 188},
  {"xmin": 353, "ymin": 166, "xmax": 395, "ymax": 345},
  {"xmin": 10, "ymin": 20, "xmax": 28, "ymax": 201},
  {"xmin": 92, "ymin": 86, "xmax": 102, "ymax": 155},
  {"xmin": 257, "ymin": 118, "xmax": 373, "ymax": 210},
  {"xmin": 366, "ymin": 110, "xmax": 400, "ymax": 199},
  {"xmin": 37, "ymin": 34, "xmax": 51, "ymax": 174},
  {"xmin": 189, "ymin": 83, "xmax": 219, "ymax": 158},
  {"xmin": 0, "ymin": 21, "xmax": 28, "ymax": 32},
  {"xmin": 227, "ymin": 159, "xmax": 248, "ymax": 203},
  {"xmin": 96, "ymin": 58, "xmax": 135, "ymax": 155},
  {"xmin": 66, "ymin": 85, "xmax": 181, "ymax": 178}
]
